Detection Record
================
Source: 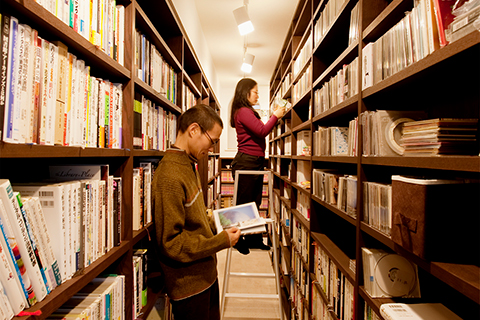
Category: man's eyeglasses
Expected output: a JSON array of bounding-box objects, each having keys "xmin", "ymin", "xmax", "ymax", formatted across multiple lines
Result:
[{"xmin": 199, "ymin": 125, "xmax": 219, "ymax": 147}]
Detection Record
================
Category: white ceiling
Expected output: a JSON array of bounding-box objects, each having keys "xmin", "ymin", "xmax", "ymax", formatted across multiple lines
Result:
[{"xmin": 193, "ymin": 0, "xmax": 299, "ymax": 97}]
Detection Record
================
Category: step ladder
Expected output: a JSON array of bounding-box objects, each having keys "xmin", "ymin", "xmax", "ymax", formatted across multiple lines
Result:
[{"xmin": 220, "ymin": 170, "xmax": 284, "ymax": 320}]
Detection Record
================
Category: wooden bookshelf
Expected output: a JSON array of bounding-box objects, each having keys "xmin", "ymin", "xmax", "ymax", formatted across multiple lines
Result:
[
  {"xmin": 0, "ymin": 0, "xmax": 221, "ymax": 319},
  {"xmin": 268, "ymin": 0, "xmax": 480, "ymax": 319}
]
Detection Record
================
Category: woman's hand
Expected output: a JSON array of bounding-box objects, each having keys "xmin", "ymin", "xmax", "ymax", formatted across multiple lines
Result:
[
  {"xmin": 226, "ymin": 227, "xmax": 241, "ymax": 247},
  {"xmin": 273, "ymin": 105, "xmax": 286, "ymax": 118}
]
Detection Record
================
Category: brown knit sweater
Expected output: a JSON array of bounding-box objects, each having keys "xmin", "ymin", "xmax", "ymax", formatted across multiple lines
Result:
[{"xmin": 152, "ymin": 148, "xmax": 230, "ymax": 300}]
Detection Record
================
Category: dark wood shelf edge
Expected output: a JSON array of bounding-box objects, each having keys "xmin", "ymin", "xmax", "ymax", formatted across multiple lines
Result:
[{"xmin": 0, "ymin": 142, "xmax": 130, "ymax": 158}]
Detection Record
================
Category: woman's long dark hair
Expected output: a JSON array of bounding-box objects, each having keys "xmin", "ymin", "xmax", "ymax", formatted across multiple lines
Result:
[{"xmin": 230, "ymin": 78, "xmax": 260, "ymax": 128}]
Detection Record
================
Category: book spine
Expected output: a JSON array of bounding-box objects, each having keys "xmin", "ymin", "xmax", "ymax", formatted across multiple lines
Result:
[
  {"xmin": 45, "ymin": 41, "xmax": 58, "ymax": 145},
  {"xmin": 0, "ymin": 199, "xmax": 28, "ymax": 313},
  {"xmin": 39, "ymin": 38, "xmax": 49, "ymax": 145},
  {"xmin": 2, "ymin": 16, "xmax": 18, "ymax": 143},
  {"xmin": 30, "ymin": 197, "xmax": 62, "ymax": 286},
  {"xmin": 31, "ymin": 35, "xmax": 41, "ymax": 145}
]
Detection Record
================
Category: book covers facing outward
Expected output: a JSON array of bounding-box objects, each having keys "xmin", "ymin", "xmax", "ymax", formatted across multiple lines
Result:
[
  {"xmin": 213, "ymin": 202, "xmax": 266, "ymax": 235},
  {"xmin": 401, "ymin": 118, "xmax": 478, "ymax": 155},
  {"xmin": 362, "ymin": 248, "xmax": 421, "ymax": 298},
  {"xmin": 391, "ymin": 175, "xmax": 479, "ymax": 264},
  {"xmin": 380, "ymin": 303, "xmax": 462, "ymax": 320}
]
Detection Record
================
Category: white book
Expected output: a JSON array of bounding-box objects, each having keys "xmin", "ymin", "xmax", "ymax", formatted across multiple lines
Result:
[
  {"xmin": 117, "ymin": 5, "xmax": 125, "ymax": 65},
  {"xmin": 139, "ymin": 162, "xmax": 152, "ymax": 225},
  {"xmin": 0, "ymin": 280, "xmax": 15, "ymax": 320},
  {"xmin": 18, "ymin": 196, "xmax": 56, "ymax": 292},
  {"xmin": 132, "ymin": 172, "xmax": 141, "ymax": 230},
  {"xmin": 24, "ymin": 196, "xmax": 62, "ymax": 287},
  {"xmin": 15, "ymin": 24, "xmax": 27, "ymax": 144},
  {"xmin": 0, "ymin": 199, "xmax": 27, "ymax": 314},
  {"xmin": 380, "ymin": 303, "xmax": 462, "ymax": 320},
  {"xmin": 362, "ymin": 42, "xmax": 374, "ymax": 90},
  {"xmin": 0, "ymin": 180, "xmax": 48, "ymax": 302},
  {"xmin": 45, "ymin": 41, "xmax": 58, "ymax": 145},
  {"xmin": 12, "ymin": 183, "xmax": 67, "ymax": 284},
  {"xmin": 38, "ymin": 38, "xmax": 50, "ymax": 145}
]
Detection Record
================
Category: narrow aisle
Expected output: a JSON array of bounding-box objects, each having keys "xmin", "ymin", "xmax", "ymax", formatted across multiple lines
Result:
[{"xmin": 217, "ymin": 247, "xmax": 281, "ymax": 320}]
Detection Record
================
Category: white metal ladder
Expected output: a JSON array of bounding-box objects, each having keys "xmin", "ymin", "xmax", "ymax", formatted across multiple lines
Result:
[{"xmin": 220, "ymin": 170, "xmax": 284, "ymax": 320}]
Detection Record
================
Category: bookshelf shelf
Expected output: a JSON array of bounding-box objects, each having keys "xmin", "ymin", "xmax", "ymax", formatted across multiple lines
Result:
[
  {"xmin": 269, "ymin": 0, "xmax": 480, "ymax": 318},
  {"xmin": 0, "ymin": 143, "xmax": 131, "ymax": 158},
  {"xmin": 361, "ymin": 156, "xmax": 480, "ymax": 172}
]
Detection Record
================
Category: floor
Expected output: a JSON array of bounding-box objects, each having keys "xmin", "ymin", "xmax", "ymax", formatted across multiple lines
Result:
[
  {"xmin": 217, "ymin": 244, "xmax": 282, "ymax": 320},
  {"xmin": 146, "ymin": 240, "xmax": 282, "ymax": 320}
]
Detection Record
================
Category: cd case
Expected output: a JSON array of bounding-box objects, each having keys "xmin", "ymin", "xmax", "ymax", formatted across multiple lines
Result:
[
  {"xmin": 213, "ymin": 202, "xmax": 266, "ymax": 235},
  {"xmin": 362, "ymin": 247, "xmax": 421, "ymax": 298}
]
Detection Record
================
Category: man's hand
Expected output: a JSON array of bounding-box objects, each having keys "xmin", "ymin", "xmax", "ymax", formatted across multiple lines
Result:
[{"xmin": 226, "ymin": 227, "xmax": 241, "ymax": 247}]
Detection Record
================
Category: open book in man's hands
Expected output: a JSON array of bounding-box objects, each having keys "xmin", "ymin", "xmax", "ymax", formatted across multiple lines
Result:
[{"xmin": 213, "ymin": 202, "xmax": 266, "ymax": 234}]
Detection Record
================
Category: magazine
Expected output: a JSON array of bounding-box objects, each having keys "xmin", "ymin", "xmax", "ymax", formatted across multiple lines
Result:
[{"xmin": 213, "ymin": 202, "xmax": 266, "ymax": 234}]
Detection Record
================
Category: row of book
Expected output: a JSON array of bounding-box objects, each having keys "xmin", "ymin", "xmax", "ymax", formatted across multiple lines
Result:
[
  {"xmin": 46, "ymin": 275, "xmax": 125, "ymax": 320},
  {"xmin": 0, "ymin": 15, "xmax": 124, "ymax": 147},
  {"xmin": 291, "ymin": 215, "xmax": 309, "ymax": 264},
  {"xmin": 314, "ymin": 0, "xmax": 349, "ymax": 47},
  {"xmin": 360, "ymin": 110, "xmax": 478, "ymax": 156},
  {"xmin": 133, "ymin": 93, "xmax": 177, "ymax": 150},
  {"xmin": 312, "ymin": 170, "xmax": 357, "ymax": 218},
  {"xmin": 311, "ymin": 284, "xmax": 335, "ymax": 320},
  {"xmin": 313, "ymin": 57, "xmax": 359, "ymax": 116},
  {"xmin": 348, "ymin": 2, "xmax": 360, "ymax": 46},
  {"xmin": 0, "ymin": 164, "xmax": 123, "ymax": 313},
  {"xmin": 362, "ymin": 0, "xmax": 442, "ymax": 89},
  {"xmin": 292, "ymin": 64, "xmax": 312, "ymax": 104},
  {"xmin": 291, "ymin": 248, "xmax": 310, "ymax": 320},
  {"xmin": 220, "ymin": 171, "xmax": 234, "ymax": 183},
  {"xmin": 35, "ymin": 0, "xmax": 125, "ymax": 65},
  {"xmin": 293, "ymin": 33, "xmax": 312, "ymax": 79},
  {"xmin": 183, "ymin": 83, "xmax": 197, "ymax": 111},
  {"xmin": 363, "ymin": 181, "xmax": 392, "ymax": 236},
  {"xmin": 312, "ymin": 242, "xmax": 355, "ymax": 320},
  {"xmin": 313, "ymin": 120, "xmax": 359, "ymax": 156},
  {"xmin": 133, "ymin": 162, "xmax": 158, "ymax": 231},
  {"xmin": 135, "ymin": 30, "xmax": 177, "ymax": 105},
  {"xmin": 296, "ymin": 190, "xmax": 310, "ymax": 222},
  {"xmin": 133, "ymin": 249, "xmax": 148, "ymax": 319}
]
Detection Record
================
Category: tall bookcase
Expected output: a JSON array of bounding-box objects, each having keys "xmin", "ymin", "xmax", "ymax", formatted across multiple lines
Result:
[
  {"xmin": 0, "ymin": 0, "xmax": 220, "ymax": 319},
  {"xmin": 268, "ymin": 0, "xmax": 479, "ymax": 319}
]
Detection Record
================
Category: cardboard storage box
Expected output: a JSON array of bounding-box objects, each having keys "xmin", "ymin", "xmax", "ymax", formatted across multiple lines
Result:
[{"xmin": 391, "ymin": 175, "xmax": 479, "ymax": 264}]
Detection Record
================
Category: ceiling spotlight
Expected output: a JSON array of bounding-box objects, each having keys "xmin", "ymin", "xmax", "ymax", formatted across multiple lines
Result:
[
  {"xmin": 241, "ymin": 53, "xmax": 255, "ymax": 73},
  {"xmin": 233, "ymin": 6, "xmax": 254, "ymax": 35}
]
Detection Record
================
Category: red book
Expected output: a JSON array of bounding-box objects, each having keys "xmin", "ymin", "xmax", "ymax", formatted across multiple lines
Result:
[{"xmin": 432, "ymin": 0, "xmax": 456, "ymax": 46}]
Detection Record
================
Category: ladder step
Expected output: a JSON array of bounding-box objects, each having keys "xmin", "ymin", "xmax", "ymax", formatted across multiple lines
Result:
[
  {"xmin": 224, "ymin": 293, "xmax": 280, "ymax": 299},
  {"xmin": 229, "ymin": 272, "xmax": 275, "ymax": 278}
]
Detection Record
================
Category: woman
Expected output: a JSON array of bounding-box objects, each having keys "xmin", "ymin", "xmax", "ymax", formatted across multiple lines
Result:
[{"xmin": 230, "ymin": 78, "xmax": 286, "ymax": 254}]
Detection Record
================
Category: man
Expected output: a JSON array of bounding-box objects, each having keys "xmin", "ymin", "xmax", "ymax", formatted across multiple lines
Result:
[{"xmin": 152, "ymin": 104, "xmax": 241, "ymax": 320}]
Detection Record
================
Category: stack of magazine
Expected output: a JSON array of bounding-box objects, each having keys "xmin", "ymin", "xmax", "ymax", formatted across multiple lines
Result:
[{"xmin": 400, "ymin": 118, "xmax": 478, "ymax": 155}]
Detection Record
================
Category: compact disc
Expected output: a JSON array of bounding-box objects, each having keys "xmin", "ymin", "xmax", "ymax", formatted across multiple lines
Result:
[
  {"xmin": 385, "ymin": 118, "xmax": 415, "ymax": 155},
  {"xmin": 374, "ymin": 254, "xmax": 417, "ymax": 297}
]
